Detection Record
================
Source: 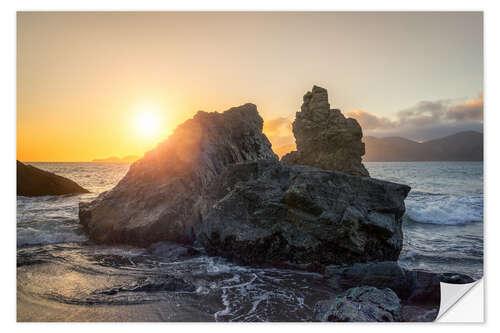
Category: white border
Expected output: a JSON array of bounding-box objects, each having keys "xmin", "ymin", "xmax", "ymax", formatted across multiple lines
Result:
[
  {"xmin": 438, "ymin": 279, "xmax": 484, "ymax": 322},
  {"xmin": 3, "ymin": 0, "xmax": 498, "ymax": 331}
]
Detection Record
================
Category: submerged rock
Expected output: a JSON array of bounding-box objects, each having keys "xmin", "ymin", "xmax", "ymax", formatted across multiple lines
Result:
[
  {"xmin": 147, "ymin": 242, "xmax": 200, "ymax": 260},
  {"xmin": 282, "ymin": 86, "xmax": 369, "ymax": 177},
  {"xmin": 196, "ymin": 159, "xmax": 410, "ymax": 267},
  {"xmin": 79, "ymin": 104, "xmax": 277, "ymax": 245},
  {"xmin": 325, "ymin": 261, "xmax": 475, "ymax": 304},
  {"xmin": 314, "ymin": 286, "xmax": 401, "ymax": 322},
  {"xmin": 17, "ymin": 160, "xmax": 89, "ymax": 196},
  {"xmin": 95, "ymin": 275, "xmax": 196, "ymax": 295}
]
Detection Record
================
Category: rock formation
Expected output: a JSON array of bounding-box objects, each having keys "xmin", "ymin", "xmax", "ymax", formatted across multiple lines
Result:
[
  {"xmin": 17, "ymin": 160, "xmax": 89, "ymax": 196},
  {"xmin": 195, "ymin": 159, "xmax": 409, "ymax": 268},
  {"xmin": 79, "ymin": 94, "xmax": 410, "ymax": 270},
  {"xmin": 325, "ymin": 261, "xmax": 474, "ymax": 303},
  {"xmin": 314, "ymin": 286, "xmax": 401, "ymax": 322},
  {"xmin": 79, "ymin": 104, "xmax": 277, "ymax": 245},
  {"xmin": 282, "ymin": 86, "xmax": 370, "ymax": 177}
]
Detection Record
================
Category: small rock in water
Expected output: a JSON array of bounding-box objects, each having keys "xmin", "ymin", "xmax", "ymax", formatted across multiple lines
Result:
[
  {"xmin": 324, "ymin": 261, "xmax": 475, "ymax": 305},
  {"xmin": 314, "ymin": 286, "xmax": 401, "ymax": 322},
  {"xmin": 147, "ymin": 242, "xmax": 200, "ymax": 260},
  {"xmin": 129, "ymin": 277, "xmax": 196, "ymax": 293},
  {"xmin": 96, "ymin": 275, "xmax": 196, "ymax": 295},
  {"xmin": 326, "ymin": 261, "xmax": 411, "ymax": 299}
]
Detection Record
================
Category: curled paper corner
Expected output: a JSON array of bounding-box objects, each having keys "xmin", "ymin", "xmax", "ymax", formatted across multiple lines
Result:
[{"xmin": 436, "ymin": 278, "xmax": 484, "ymax": 322}]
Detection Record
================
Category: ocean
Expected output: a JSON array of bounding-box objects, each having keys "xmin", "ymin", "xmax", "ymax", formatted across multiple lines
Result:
[{"xmin": 16, "ymin": 161, "xmax": 483, "ymax": 321}]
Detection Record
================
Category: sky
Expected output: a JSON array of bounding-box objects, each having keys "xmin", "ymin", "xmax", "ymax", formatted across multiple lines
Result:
[{"xmin": 17, "ymin": 12, "xmax": 483, "ymax": 162}]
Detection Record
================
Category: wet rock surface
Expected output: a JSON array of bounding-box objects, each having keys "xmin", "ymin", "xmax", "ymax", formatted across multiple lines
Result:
[
  {"xmin": 314, "ymin": 286, "xmax": 401, "ymax": 322},
  {"xmin": 79, "ymin": 104, "xmax": 277, "ymax": 245},
  {"xmin": 326, "ymin": 261, "xmax": 411, "ymax": 298},
  {"xmin": 147, "ymin": 242, "xmax": 200, "ymax": 261},
  {"xmin": 282, "ymin": 86, "xmax": 370, "ymax": 177},
  {"xmin": 17, "ymin": 160, "xmax": 89, "ymax": 196},
  {"xmin": 95, "ymin": 276, "xmax": 197, "ymax": 295},
  {"xmin": 405, "ymin": 270, "xmax": 474, "ymax": 304},
  {"xmin": 196, "ymin": 159, "xmax": 410, "ymax": 267},
  {"xmin": 325, "ymin": 261, "xmax": 474, "ymax": 304}
]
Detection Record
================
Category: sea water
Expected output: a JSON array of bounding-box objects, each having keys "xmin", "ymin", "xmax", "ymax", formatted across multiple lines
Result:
[{"xmin": 16, "ymin": 162, "xmax": 483, "ymax": 321}]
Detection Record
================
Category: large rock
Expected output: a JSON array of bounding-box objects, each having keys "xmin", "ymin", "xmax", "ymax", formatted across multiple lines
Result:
[
  {"xmin": 282, "ymin": 86, "xmax": 369, "ymax": 177},
  {"xmin": 195, "ymin": 159, "xmax": 410, "ymax": 267},
  {"xmin": 17, "ymin": 160, "xmax": 89, "ymax": 196},
  {"xmin": 79, "ymin": 104, "xmax": 277, "ymax": 245},
  {"xmin": 325, "ymin": 261, "xmax": 474, "ymax": 303},
  {"xmin": 314, "ymin": 286, "xmax": 401, "ymax": 322}
]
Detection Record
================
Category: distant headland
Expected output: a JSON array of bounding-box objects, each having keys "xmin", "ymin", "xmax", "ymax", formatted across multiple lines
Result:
[
  {"xmin": 92, "ymin": 155, "xmax": 140, "ymax": 163},
  {"xmin": 362, "ymin": 131, "xmax": 483, "ymax": 162},
  {"xmin": 272, "ymin": 131, "xmax": 483, "ymax": 162}
]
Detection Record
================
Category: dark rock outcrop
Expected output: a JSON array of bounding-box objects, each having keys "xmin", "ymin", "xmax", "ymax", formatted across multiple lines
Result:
[
  {"xmin": 314, "ymin": 286, "xmax": 401, "ymax": 322},
  {"xmin": 79, "ymin": 104, "xmax": 277, "ymax": 245},
  {"xmin": 325, "ymin": 261, "xmax": 474, "ymax": 304},
  {"xmin": 147, "ymin": 242, "xmax": 200, "ymax": 261},
  {"xmin": 405, "ymin": 270, "xmax": 474, "ymax": 304},
  {"xmin": 282, "ymin": 86, "xmax": 370, "ymax": 177},
  {"xmin": 17, "ymin": 160, "xmax": 89, "ymax": 196},
  {"xmin": 326, "ymin": 261, "xmax": 411, "ymax": 298},
  {"xmin": 195, "ymin": 159, "xmax": 410, "ymax": 267}
]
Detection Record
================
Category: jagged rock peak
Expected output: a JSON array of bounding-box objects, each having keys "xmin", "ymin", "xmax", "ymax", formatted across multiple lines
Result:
[
  {"xmin": 282, "ymin": 85, "xmax": 370, "ymax": 177},
  {"xmin": 79, "ymin": 103, "xmax": 277, "ymax": 245},
  {"xmin": 302, "ymin": 85, "xmax": 330, "ymax": 113}
]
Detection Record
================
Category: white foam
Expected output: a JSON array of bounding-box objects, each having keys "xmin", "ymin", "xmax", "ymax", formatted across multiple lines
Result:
[
  {"xmin": 406, "ymin": 195, "xmax": 482, "ymax": 225},
  {"xmin": 17, "ymin": 226, "xmax": 87, "ymax": 247},
  {"xmin": 214, "ymin": 288, "xmax": 231, "ymax": 321}
]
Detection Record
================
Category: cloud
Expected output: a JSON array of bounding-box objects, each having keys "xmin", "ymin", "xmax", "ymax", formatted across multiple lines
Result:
[
  {"xmin": 446, "ymin": 94, "xmax": 483, "ymax": 121},
  {"xmin": 346, "ymin": 110, "xmax": 397, "ymax": 130},
  {"xmin": 263, "ymin": 117, "xmax": 295, "ymax": 148},
  {"xmin": 264, "ymin": 93, "xmax": 483, "ymax": 146},
  {"xmin": 346, "ymin": 93, "xmax": 483, "ymax": 140},
  {"xmin": 397, "ymin": 99, "xmax": 452, "ymax": 127},
  {"xmin": 263, "ymin": 117, "xmax": 292, "ymax": 134}
]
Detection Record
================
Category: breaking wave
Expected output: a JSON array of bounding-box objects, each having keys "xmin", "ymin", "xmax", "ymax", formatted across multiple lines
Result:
[{"xmin": 405, "ymin": 193, "xmax": 482, "ymax": 225}]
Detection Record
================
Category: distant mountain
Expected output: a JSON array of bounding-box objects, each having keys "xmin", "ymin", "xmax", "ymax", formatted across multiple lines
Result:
[
  {"xmin": 363, "ymin": 131, "xmax": 483, "ymax": 162},
  {"xmin": 92, "ymin": 155, "xmax": 140, "ymax": 163},
  {"xmin": 121, "ymin": 155, "xmax": 140, "ymax": 163}
]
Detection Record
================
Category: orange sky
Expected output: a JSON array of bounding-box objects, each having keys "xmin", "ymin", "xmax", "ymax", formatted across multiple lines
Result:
[{"xmin": 17, "ymin": 12, "xmax": 483, "ymax": 162}]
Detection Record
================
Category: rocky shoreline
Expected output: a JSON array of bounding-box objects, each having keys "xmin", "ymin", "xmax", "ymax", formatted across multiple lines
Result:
[{"xmin": 78, "ymin": 86, "xmax": 474, "ymax": 322}]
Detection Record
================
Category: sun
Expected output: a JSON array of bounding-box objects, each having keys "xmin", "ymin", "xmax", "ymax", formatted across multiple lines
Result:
[{"xmin": 135, "ymin": 110, "xmax": 160, "ymax": 138}]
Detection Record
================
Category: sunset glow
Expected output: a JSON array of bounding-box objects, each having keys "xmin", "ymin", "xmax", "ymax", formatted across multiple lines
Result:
[
  {"xmin": 135, "ymin": 109, "xmax": 161, "ymax": 138},
  {"xmin": 16, "ymin": 12, "xmax": 483, "ymax": 162}
]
